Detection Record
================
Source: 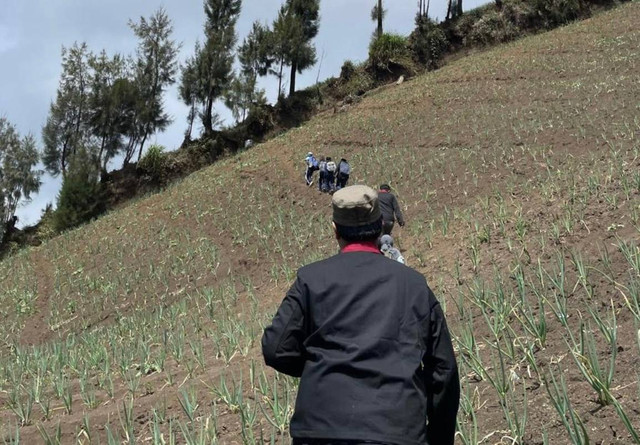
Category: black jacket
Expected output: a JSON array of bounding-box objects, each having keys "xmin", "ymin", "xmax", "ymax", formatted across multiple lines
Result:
[
  {"xmin": 378, "ymin": 191, "xmax": 405, "ymax": 225},
  {"xmin": 262, "ymin": 250, "xmax": 459, "ymax": 445}
]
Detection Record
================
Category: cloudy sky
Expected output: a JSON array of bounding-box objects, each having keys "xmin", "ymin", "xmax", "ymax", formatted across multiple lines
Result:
[{"xmin": 1, "ymin": 0, "xmax": 486, "ymax": 227}]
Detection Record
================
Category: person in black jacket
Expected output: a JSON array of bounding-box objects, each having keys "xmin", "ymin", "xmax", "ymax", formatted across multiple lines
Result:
[
  {"xmin": 378, "ymin": 184, "xmax": 405, "ymax": 235},
  {"xmin": 262, "ymin": 185, "xmax": 459, "ymax": 445}
]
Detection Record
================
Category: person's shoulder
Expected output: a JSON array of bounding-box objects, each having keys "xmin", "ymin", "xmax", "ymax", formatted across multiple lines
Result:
[
  {"xmin": 297, "ymin": 254, "xmax": 341, "ymax": 276},
  {"xmin": 387, "ymin": 258, "xmax": 427, "ymax": 282}
]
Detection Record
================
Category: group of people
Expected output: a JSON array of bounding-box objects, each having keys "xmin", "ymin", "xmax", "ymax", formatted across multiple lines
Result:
[
  {"xmin": 263, "ymin": 184, "xmax": 459, "ymax": 445},
  {"xmin": 306, "ymin": 150, "xmax": 407, "ymax": 262},
  {"xmin": 304, "ymin": 152, "xmax": 351, "ymax": 193}
]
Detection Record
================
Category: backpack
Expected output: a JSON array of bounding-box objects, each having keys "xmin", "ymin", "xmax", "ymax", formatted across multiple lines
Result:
[
  {"xmin": 339, "ymin": 161, "xmax": 351, "ymax": 175},
  {"xmin": 319, "ymin": 161, "xmax": 327, "ymax": 172},
  {"xmin": 326, "ymin": 161, "xmax": 336, "ymax": 172}
]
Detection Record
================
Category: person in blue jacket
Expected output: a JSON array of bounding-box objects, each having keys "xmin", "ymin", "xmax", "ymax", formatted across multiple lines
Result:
[{"xmin": 304, "ymin": 152, "xmax": 318, "ymax": 186}]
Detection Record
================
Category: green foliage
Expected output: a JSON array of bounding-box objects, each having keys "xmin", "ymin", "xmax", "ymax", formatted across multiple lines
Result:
[
  {"xmin": 87, "ymin": 50, "xmax": 132, "ymax": 170},
  {"xmin": 243, "ymin": 102, "xmax": 275, "ymax": 140},
  {"xmin": 128, "ymin": 8, "xmax": 179, "ymax": 163},
  {"xmin": 225, "ymin": 74, "xmax": 267, "ymax": 124},
  {"xmin": 334, "ymin": 62, "xmax": 375, "ymax": 98},
  {"xmin": 443, "ymin": 0, "xmax": 596, "ymax": 49},
  {"xmin": 410, "ymin": 18, "xmax": 449, "ymax": 69},
  {"xmin": 466, "ymin": 9, "xmax": 521, "ymax": 45},
  {"xmin": 529, "ymin": 0, "xmax": 584, "ymax": 28},
  {"xmin": 0, "ymin": 117, "xmax": 41, "ymax": 240},
  {"xmin": 368, "ymin": 34, "xmax": 415, "ymax": 74},
  {"xmin": 35, "ymin": 205, "xmax": 57, "ymax": 242},
  {"xmin": 42, "ymin": 42, "xmax": 92, "ymax": 177},
  {"xmin": 340, "ymin": 60, "xmax": 357, "ymax": 81},
  {"xmin": 54, "ymin": 150, "xmax": 106, "ymax": 232},
  {"xmin": 276, "ymin": 90, "xmax": 317, "ymax": 127},
  {"xmin": 43, "ymin": 10, "xmax": 178, "ymax": 174},
  {"xmin": 371, "ymin": 0, "xmax": 386, "ymax": 38},
  {"xmin": 273, "ymin": 0, "xmax": 320, "ymax": 96},
  {"xmin": 182, "ymin": 0, "xmax": 241, "ymax": 135},
  {"xmin": 137, "ymin": 144, "xmax": 167, "ymax": 182},
  {"xmin": 239, "ymin": 21, "xmax": 274, "ymax": 80}
]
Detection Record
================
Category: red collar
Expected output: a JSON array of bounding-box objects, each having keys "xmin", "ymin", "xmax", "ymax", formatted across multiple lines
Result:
[
  {"xmin": 341, "ymin": 242, "xmax": 381, "ymax": 254},
  {"xmin": 379, "ymin": 189, "xmax": 389, "ymax": 193}
]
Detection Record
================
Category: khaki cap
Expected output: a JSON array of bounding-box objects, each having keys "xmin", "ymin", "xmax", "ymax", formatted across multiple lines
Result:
[{"xmin": 332, "ymin": 185, "xmax": 381, "ymax": 227}]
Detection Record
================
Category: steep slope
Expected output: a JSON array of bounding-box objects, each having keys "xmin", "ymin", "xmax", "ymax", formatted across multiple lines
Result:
[{"xmin": 1, "ymin": 3, "xmax": 639, "ymax": 443}]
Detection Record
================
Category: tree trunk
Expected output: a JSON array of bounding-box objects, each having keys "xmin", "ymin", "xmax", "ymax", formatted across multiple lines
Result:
[
  {"xmin": 456, "ymin": 0, "xmax": 463, "ymax": 18},
  {"xmin": 61, "ymin": 139, "xmax": 68, "ymax": 178},
  {"xmin": 122, "ymin": 136, "xmax": 137, "ymax": 167},
  {"xmin": 277, "ymin": 59, "xmax": 284, "ymax": 100},
  {"xmin": 137, "ymin": 133, "xmax": 148, "ymax": 162},
  {"xmin": 185, "ymin": 101, "xmax": 196, "ymax": 142},
  {"xmin": 203, "ymin": 93, "xmax": 214, "ymax": 136},
  {"xmin": 495, "ymin": 0, "xmax": 503, "ymax": 9},
  {"xmin": 289, "ymin": 61, "xmax": 297, "ymax": 97},
  {"xmin": 97, "ymin": 135, "xmax": 106, "ymax": 170},
  {"xmin": 377, "ymin": 0, "xmax": 383, "ymax": 37},
  {"xmin": 426, "ymin": 0, "xmax": 430, "ymax": 17},
  {"xmin": 446, "ymin": 0, "xmax": 452, "ymax": 21}
]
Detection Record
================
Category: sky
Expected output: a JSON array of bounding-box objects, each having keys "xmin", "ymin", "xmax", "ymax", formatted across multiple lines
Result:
[{"xmin": 1, "ymin": 0, "xmax": 486, "ymax": 228}]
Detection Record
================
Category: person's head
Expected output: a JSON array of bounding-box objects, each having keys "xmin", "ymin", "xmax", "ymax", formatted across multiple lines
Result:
[
  {"xmin": 307, "ymin": 151, "xmax": 313, "ymax": 157},
  {"xmin": 332, "ymin": 185, "xmax": 382, "ymax": 245},
  {"xmin": 380, "ymin": 234, "xmax": 394, "ymax": 250},
  {"xmin": 326, "ymin": 156, "xmax": 332, "ymax": 161},
  {"xmin": 341, "ymin": 158, "xmax": 347, "ymax": 163},
  {"xmin": 379, "ymin": 184, "xmax": 391, "ymax": 192}
]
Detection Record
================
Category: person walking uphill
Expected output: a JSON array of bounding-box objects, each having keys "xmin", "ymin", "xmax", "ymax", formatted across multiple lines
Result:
[
  {"xmin": 325, "ymin": 157, "xmax": 337, "ymax": 193},
  {"xmin": 336, "ymin": 158, "xmax": 351, "ymax": 190},
  {"xmin": 262, "ymin": 185, "xmax": 460, "ymax": 445},
  {"xmin": 378, "ymin": 184, "xmax": 405, "ymax": 235},
  {"xmin": 304, "ymin": 152, "xmax": 318, "ymax": 186}
]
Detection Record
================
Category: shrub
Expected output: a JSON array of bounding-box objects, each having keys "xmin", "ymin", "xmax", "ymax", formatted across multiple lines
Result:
[
  {"xmin": 502, "ymin": 1, "xmax": 538, "ymax": 29},
  {"xmin": 467, "ymin": 10, "xmax": 522, "ymax": 46},
  {"xmin": 340, "ymin": 60, "xmax": 357, "ymax": 81},
  {"xmin": 35, "ymin": 204, "xmax": 57, "ymax": 241},
  {"xmin": 339, "ymin": 70, "xmax": 375, "ymax": 98},
  {"xmin": 54, "ymin": 155, "xmax": 106, "ymax": 232},
  {"xmin": 277, "ymin": 90, "xmax": 317, "ymax": 127},
  {"xmin": 529, "ymin": 0, "xmax": 584, "ymax": 28},
  {"xmin": 368, "ymin": 34, "xmax": 415, "ymax": 74},
  {"xmin": 410, "ymin": 19, "xmax": 450, "ymax": 69},
  {"xmin": 244, "ymin": 102, "xmax": 274, "ymax": 140},
  {"xmin": 137, "ymin": 144, "xmax": 167, "ymax": 182}
]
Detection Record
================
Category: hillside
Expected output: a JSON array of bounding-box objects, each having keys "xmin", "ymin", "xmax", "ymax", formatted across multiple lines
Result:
[{"xmin": 1, "ymin": 3, "xmax": 640, "ymax": 443}]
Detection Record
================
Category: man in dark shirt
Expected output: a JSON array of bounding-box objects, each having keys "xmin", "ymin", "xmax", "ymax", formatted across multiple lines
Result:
[
  {"xmin": 378, "ymin": 184, "xmax": 405, "ymax": 235},
  {"xmin": 262, "ymin": 185, "xmax": 459, "ymax": 445}
]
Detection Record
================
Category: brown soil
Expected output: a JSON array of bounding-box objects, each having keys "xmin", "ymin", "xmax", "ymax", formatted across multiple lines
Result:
[{"xmin": 2, "ymin": 3, "xmax": 640, "ymax": 444}]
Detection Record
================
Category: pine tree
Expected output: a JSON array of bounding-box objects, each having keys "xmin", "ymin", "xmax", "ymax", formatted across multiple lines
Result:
[
  {"xmin": 182, "ymin": 0, "xmax": 242, "ymax": 136},
  {"xmin": 371, "ymin": 0, "xmax": 386, "ymax": 38},
  {"xmin": 224, "ymin": 21, "xmax": 271, "ymax": 122},
  {"xmin": 42, "ymin": 42, "xmax": 92, "ymax": 177},
  {"xmin": 0, "ymin": 118, "xmax": 41, "ymax": 239},
  {"xmin": 179, "ymin": 50, "xmax": 201, "ymax": 142},
  {"xmin": 238, "ymin": 22, "xmax": 274, "ymax": 82},
  {"xmin": 284, "ymin": 0, "xmax": 320, "ymax": 96},
  {"xmin": 128, "ymin": 8, "xmax": 179, "ymax": 163},
  {"xmin": 87, "ymin": 50, "xmax": 130, "ymax": 170},
  {"xmin": 53, "ymin": 147, "xmax": 105, "ymax": 232},
  {"xmin": 270, "ymin": 6, "xmax": 298, "ymax": 98}
]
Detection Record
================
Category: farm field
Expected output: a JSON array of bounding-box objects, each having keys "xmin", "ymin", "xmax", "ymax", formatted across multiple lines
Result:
[{"xmin": 1, "ymin": 2, "xmax": 640, "ymax": 444}]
